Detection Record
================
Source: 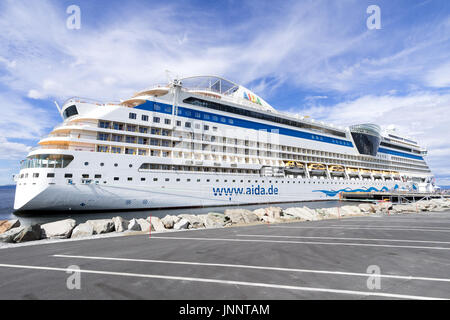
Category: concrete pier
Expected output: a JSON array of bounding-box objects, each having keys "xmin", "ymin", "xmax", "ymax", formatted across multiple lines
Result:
[
  {"xmin": 342, "ymin": 192, "xmax": 450, "ymax": 204},
  {"xmin": 0, "ymin": 209, "xmax": 449, "ymax": 300}
]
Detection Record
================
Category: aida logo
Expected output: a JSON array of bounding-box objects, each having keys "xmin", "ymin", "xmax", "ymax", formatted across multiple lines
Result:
[{"xmin": 243, "ymin": 92, "xmax": 262, "ymax": 105}]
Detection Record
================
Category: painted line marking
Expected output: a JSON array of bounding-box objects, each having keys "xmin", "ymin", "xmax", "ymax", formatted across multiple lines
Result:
[
  {"xmin": 146, "ymin": 236, "xmax": 450, "ymax": 251},
  {"xmin": 53, "ymin": 254, "xmax": 450, "ymax": 284},
  {"xmin": 0, "ymin": 263, "xmax": 445, "ymax": 300},
  {"xmin": 330, "ymin": 224, "xmax": 450, "ymax": 230},
  {"xmin": 235, "ymin": 234, "xmax": 450, "ymax": 245},
  {"xmin": 268, "ymin": 226, "xmax": 450, "ymax": 233}
]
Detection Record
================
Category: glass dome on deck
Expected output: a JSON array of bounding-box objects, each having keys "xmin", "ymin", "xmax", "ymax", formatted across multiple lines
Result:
[
  {"xmin": 180, "ymin": 76, "xmax": 277, "ymax": 112},
  {"xmin": 180, "ymin": 76, "xmax": 239, "ymax": 96}
]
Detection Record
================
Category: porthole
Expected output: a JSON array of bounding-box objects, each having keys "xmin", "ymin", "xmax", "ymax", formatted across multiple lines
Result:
[
  {"xmin": 84, "ymin": 162, "xmax": 89, "ymax": 166},
  {"xmin": 114, "ymin": 163, "xmax": 118, "ymax": 167},
  {"xmin": 100, "ymin": 163, "xmax": 104, "ymax": 167},
  {"xmin": 129, "ymin": 164, "xmax": 133, "ymax": 168}
]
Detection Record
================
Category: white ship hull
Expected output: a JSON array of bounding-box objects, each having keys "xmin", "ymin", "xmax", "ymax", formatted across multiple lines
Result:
[{"xmin": 13, "ymin": 76, "xmax": 433, "ymax": 212}]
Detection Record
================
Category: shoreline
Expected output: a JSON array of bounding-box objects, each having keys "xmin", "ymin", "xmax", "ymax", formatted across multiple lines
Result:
[{"xmin": 1, "ymin": 198, "xmax": 449, "ymax": 249}]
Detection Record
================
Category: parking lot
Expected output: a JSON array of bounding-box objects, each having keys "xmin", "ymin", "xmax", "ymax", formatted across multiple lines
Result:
[{"xmin": 1, "ymin": 210, "xmax": 450, "ymax": 300}]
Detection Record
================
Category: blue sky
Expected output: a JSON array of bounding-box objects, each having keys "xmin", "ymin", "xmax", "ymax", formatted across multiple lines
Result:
[{"xmin": 0, "ymin": 0, "xmax": 449, "ymax": 185}]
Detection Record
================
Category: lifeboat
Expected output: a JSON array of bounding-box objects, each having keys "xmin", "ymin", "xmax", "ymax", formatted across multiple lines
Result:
[
  {"xmin": 284, "ymin": 161, "xmax": 296, "ymax": 167},
  {"xmin": 329, "ymin": 165, "xmax": 344, "ymax": 172},
  {"xmin": 308, "ymin": 163, "xmax": 326, "ymax": 175},
  {"xmin": 295, "ymin": 162, "xmax": 304, "ymax": 168}
]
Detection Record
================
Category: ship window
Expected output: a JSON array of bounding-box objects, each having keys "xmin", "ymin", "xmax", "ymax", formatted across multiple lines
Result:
[
  {"xmin": 176, "ymin": 121, "xmax": 181, "ymax": 126},
  {"xmin": 141, "ymin": 177, "xmax": 146, "ymax": 181},
  {"xmin": 64, "ymin": 173, "xmax": 73, "ymax": 178},
  {"xmin": 165, "ymin": 178, "xmax": 170, "ymax": 182},
  {"xmin": 129, "ymin": 164, "xmax": 133, "ymax": 168},
  {"xmin": 128, "ymin": 177, "xmax": 132, "ymax": 181},
  {"xmin": 204, "ymin": 125, "xmax": 209, "ymax": 131},
  {"xmin": 82, "ymin": 174, "xmax": 89, "ymax": 178},
  {"xmin": 185, "ymin": 122, "xmax": 191, "ymax": 128},
  {"xmin": 129, "ymin": 113, "xmax": 137, "ymax": 119},
  {"xmin": 153, "ymin": 117, "xmax": 160, "ymax": 123},
  {"xmin": 187, "ymin": 179, "xmax": 191, "ymax": 182},
  {"xmin": 114, "ymin": 163, "xmax": 118, "ymax": 167},
  {"xmin": 165, "ymin": 119, "xmax": 171, "ymax": 125},
  {"xmin": 114, "ymin": 177, "xmax": 119, "ymax": 181},
  {"xmin": 153, "ymin": 178, "xmax": 158, "ymax": 181},
  {"xmin": 176, "ymin": 178, "xmax": 180, "ymax": 182},
  {"xmin": 84, "ymin": 162, "xmax": 89, "ymax": 166},
  {"xmin": 63, "ymin": 105, "xmax": 78, "ymax": 119},
  {"xmin": 100, "ymin": 163, "xmax": 104, "ymax": 166},
  {"xmin": 47, "ymin": 173, "xmax": 55, "ymax": 178},
  {"xmin": 197, "ymin": 179, "xmax": 200, "ymax": 182},
  {"xmin": 142, "ymin": 115, "xmax": 149, "ymax": 121},
  {"xmin": 95, "ymin": 174, "xmax": 101, "ymax": 179}
]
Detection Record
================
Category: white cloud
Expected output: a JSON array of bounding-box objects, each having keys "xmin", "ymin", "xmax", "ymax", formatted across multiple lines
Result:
[
  {"xmin": 298, "ymin": 91, "xmax": 450, "ymax": 184},
  {"xmin": 0, "ymin": 137, "xmax": 30, "ymax": 160},
  {"xmin": 425, "ymin": 62, "xmax": 450, "ymax": 88}
]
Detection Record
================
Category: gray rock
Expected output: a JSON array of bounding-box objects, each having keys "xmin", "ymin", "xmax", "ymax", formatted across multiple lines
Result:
[
  {"xmin": 206, "ymin": 212, "xmax": 227, "ymax": 227},
  {"xmin": 174, "ymin": 218, "xmax": 190, "ymax": 230},
  {"xmin": 161, "ymin": 215, "xmax": 179, "ymax": 229},
  {"xmin": 178, "ymin": 214, "xmax": 205, "ymax": 229},
  {"xmin": 147, "ymin": 216, "xmax": 166, "ymax": 232},
  {"xmin": 0, "ymin": 226, "xmax": 25, "ymax": 243},
  {"xmin": 112, "ymin": 216, "xmax": 129, "ymax": 232},
  {"xmin": 41, "ymin": 219, "xmax": 76, "ymax": 239},
  {"xmin": 340, "ymin": 206, "xmax": 362, "ymax": 216},
  {"xmin": 242, "ymin": 211, "xmax": 260, "ymax": 224},
  {"xmin": 128, "ymin": 219, "xmax": 141, "ymax": 231},
  {"xmin": 358, "ymin": 203, "xmax": 375, "ymax": 213},
  {"xmin": 224, "ymin": 209, "xmax": 253, "ymax": 224},
  {"xmin": 137, "ymin": 218, "xmax": 153, "ymax": 232},
  {"xmin": 284, "ymin": 207, "xmax": 319, "ymax": 221},
  {"xmin": 0, "ymin": 219, "xmax": 20, "ymax": 235},
  {"xmin": 71, "ymin": 223, "xmax": 95, "ymax": 238},
  {"xmin": 86, "ymin": 219, "xmax": 115, "ymax": 234},
  {"xmin": 13, "ymin": 224, "xmax": 42, "ymax": 243}
]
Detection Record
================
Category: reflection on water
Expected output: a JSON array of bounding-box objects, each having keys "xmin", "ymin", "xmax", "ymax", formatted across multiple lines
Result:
[{"xmin": 1, "ymin": 187, "xmax": 356, "ymax": 226}]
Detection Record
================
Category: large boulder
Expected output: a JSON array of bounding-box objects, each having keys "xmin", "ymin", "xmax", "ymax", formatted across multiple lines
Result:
[
  {"xmin": 253, "ymin": 207, "xmax": 283, "ymax": 220},
  {"xmin": 137, "ymin": 218, "xmax": 153, "ymax": 232},
  {"xmin": 174, "ymin": 218, "xmax": 190, "ymax": 230},
  {"xmin": 41, "ymin": 219, "xmax": 76, "ymax": 239},
  {"xmin": 147, "ymin": 216, "xmax": 166, "ymax": 232},
  {"xmin": 86, "ymin": 219, "xmax": 115, "ymax": 234},
  {"xmin": 358, "ymin": 203, "xmax": 375, "ymax": 214},
  {"xmin": 128, "ymin": 219, "xmax": 141, "ymax": 231},
  {"xmin": 202, "ymin": 212, "xmax": 227, "ymax": 228},
  {"xmin": 13, "ymin": 224, "xmax": 42, "ymax": 243},
  {"xmin": 0, "ymin": 226, "xmax": 25, "ymax": 243},
  {"xmin": 284, "ymin": 207, "xmax": 319, "ymax": 221},
  {"xmin": 340, "ymin": 206, "xmax": 362, "ymax": 216},
  {"xmin": 242, "ymin": 211, "xmax": 260, "ymax": 224},
  {"xmin": 178, "ymin": 214, "xmax": 205, "ymax": 229},
  {"xmin": 161, "ymin": 215, "xmax": 179, "ymax": 229},
  {"xmin": 224, "ymin": 209, "xmax": 252, "ymax": 224},
  {"xmin": 0, "ymin": 219, "xmax": 20, "ymax": 235},
  {"xmin": 112, "ymin": 216, "xmax": 129, "ymax": 232},
  {"xmin": 321, "ymin": 207, "xmax": 340, "ymax": 219},
  {"xmin": 71, "ymin": 223, "xmax": 95, "ymax": 238}
]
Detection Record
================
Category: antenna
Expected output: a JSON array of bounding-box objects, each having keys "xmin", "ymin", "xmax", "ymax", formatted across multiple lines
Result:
[{"xmin": 54, "ymin": 101, "xmax": 63, "ymax": 120}]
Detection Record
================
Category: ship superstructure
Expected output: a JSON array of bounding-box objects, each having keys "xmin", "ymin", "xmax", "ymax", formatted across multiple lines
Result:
[{"xmin": 14, "ymin": 76, "xmax": 434, "ymax": 211}]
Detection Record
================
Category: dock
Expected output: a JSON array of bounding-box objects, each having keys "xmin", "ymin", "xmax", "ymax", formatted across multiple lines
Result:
[{"xmin": 342, "ymin": 192, "xmax": 450, "ymax": 203}]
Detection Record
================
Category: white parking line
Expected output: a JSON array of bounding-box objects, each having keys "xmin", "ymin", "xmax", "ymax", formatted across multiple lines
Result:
[
  {"xmin": 330, "ymin": 224, "xmax": 450, "ymax": 230},
  {"xmin": 268, "ymin": 226, "xmax": 450, "ymax": 233},
  {"xmin": 147, "ymin": 236, "xmax": 450, "ymax": 250},
  {"xmin": 53, "ymin": 254, "xmax": 450, "ymax": 284},
  {"xmin": 236, "ymin": 234, "xmax": 450, "ymax": 245},
  {"xmin": 0, "ymin": 263, "xmax": 445, "ymax": 300}
]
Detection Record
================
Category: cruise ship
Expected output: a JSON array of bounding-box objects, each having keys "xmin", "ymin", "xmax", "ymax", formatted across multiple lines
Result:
[{"xmin": 13, "ymin": 76, "xmax": 435, "ymax": 212}]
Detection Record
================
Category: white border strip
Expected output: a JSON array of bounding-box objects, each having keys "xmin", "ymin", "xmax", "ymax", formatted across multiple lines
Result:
[
  {"xmin": 236, "ymin": 234, "xmax": 450, "ymax": 245},
  {"xmin": 0, "ymin": 263, "xmax": 445, "ymax": 300},
  {"xmin": 147, "ymin": 236, "xmax": 450, "ymax": 250},
  {"xmin": 53, "ymin": 254, "xmax": 450, "ymax": 283}
]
